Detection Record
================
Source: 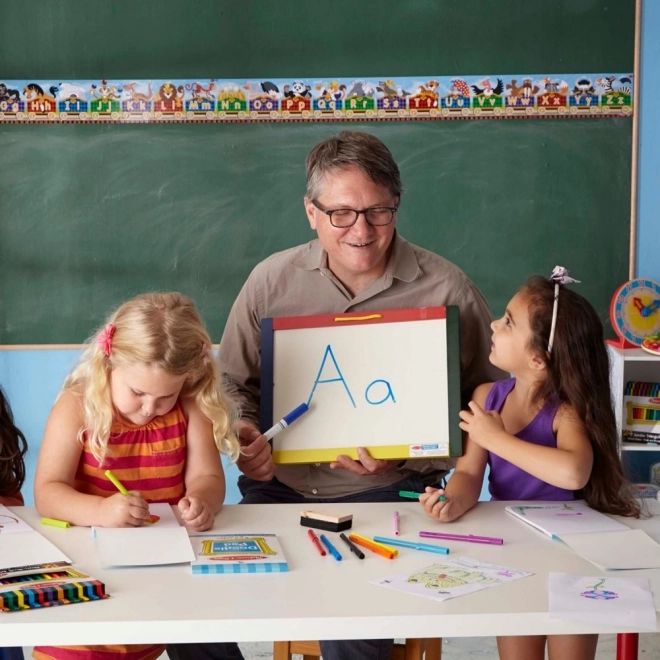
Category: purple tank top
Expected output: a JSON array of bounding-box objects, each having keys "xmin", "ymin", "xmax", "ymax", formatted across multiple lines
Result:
[{"xmin": 485, "ymin": 379, "xmax": 575, "ymax": 502}]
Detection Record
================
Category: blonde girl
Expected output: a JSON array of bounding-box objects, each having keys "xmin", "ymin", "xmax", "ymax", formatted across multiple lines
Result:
[{"xmin": 34, "ymin": 292, "xmax": 239, "ymax": 660}]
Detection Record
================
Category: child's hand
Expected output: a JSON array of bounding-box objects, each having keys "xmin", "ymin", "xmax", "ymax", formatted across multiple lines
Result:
[
  {"xmin": 99, "ymin": 491, "xmax": 150, "ymax": 527},
  {"xmin": 458, "ymin": 401, "xmax": 506, "ymax": 449},
  {"xmin": 419, "ymin": 487, "xmax": 460, "ymax": 523},
  {"xmin": 178, "ymin": 495, "xmax": 215, "ymax": 532}
]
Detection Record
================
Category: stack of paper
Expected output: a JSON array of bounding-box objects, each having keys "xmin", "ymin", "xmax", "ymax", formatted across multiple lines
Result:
[{"xmin": 506, "ymin": 501, "xmax": 660, "ymax": 570}]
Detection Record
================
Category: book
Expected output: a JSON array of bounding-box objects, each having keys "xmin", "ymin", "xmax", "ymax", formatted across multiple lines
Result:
[
  {"xmin": 189, "ymin": 533, "xmax": 289, "ymax": 574},
  {"xmin": 505, "ymin": 501, "xmax": 629, "ymax": 538},
  {"xmin": 0, "ymin": 564, "xmax": 109, "ymax": 612}
]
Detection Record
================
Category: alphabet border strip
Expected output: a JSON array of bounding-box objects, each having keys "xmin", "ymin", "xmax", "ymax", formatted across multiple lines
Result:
[{"xmin": 0, "ymin": 74, "xmax": 633, "ymax": 123}]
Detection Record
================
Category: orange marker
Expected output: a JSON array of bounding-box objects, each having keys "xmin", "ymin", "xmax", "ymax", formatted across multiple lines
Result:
[{"xmin": 348, "ymin": 533, "xmax": 397, "ymax": 559}]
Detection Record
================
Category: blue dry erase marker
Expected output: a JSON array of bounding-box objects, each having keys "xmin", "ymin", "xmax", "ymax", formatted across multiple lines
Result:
[
  {"xmin": 373, "ymin": 536, "xmax": 449, "ymax": 555},
  {"xmin": 320, "ymin": 534, "xmax": 342, "ymax": 561},
  {"xmin": 263, "ymin": 403, "xmax": 309, "ymax": 440}
]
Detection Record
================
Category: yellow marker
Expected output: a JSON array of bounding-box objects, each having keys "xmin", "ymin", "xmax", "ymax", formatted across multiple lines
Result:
[
  {"xmin": 104, "ymin": 469, "xmax": 129, "ymax": 495},
  {"xmin": 333, "ymin": 314, "xmax": 383, "ymax": 322},
  {"xmin": 41, "ymin": 517, "xmax": 70, "ymax": 528}
]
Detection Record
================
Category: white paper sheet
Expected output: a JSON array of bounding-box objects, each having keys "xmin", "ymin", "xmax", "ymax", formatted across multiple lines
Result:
[
  {"xmin": 93, "ymin": 504, "xmax": 195, "ymax": 567},
  {"xmin": 0, "ymin": 530, "xmax": 71, "ymax": 572},
  {"xmin": 0, "ymin": 504, "xmax": 34, "ymax": 534},
  {"xmin": 371, "ymin": 556, "xmax": 532, "ymax": 602},
  {"xmin": 559, "ymin": 529, "xmax": 660, "ymax": 570},
  {"xmin": 506, "ymin": 501, "xmax": 629, "ymax": 537},
  {"xmin": 549, "ymin": 573, "xmax": 657, "ymax": 631}
]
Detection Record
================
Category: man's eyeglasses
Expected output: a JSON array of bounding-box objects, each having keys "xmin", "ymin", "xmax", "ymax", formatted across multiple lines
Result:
[{"xmin": 311, "ymin": 199, "xmax": 398, "ymax": 228}]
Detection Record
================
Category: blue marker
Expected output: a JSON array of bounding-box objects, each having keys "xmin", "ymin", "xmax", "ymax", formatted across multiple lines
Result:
[
  {"xmin": 320, "ymin": 534, "xmax": 342, "ymax": 561},
  {"xmin": 373, "ymin": 536, "xmax": 449, "ymax": 555},
  {"xmin": 263, "ymin": 403, "xmax": 309, "ymax": 440}
]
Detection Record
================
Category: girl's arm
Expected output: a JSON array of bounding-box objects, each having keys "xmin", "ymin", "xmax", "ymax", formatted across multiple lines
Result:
[
  {"xmin": 179, "ymin": 397, "xmax": 227, "ymax": 532},
  {"xmin": 459, "ymin": 400, "xmax": 593, "ymax": 491},
  {"xmin": 420, "ymin": 383, "xmax": 491, "ymax": 523},
  {"xmin": 34, "ymin": 391, "xmax": 149, "ymax": 527}
]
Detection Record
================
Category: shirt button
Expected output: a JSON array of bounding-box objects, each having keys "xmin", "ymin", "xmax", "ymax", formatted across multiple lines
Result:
[
  {"xmin": 312, "ymin": 488, "xmax": 318, "ymax": 495},
  {"xmin": 315, "ymin": 463, "xmax": 321, "ymax": 467}
]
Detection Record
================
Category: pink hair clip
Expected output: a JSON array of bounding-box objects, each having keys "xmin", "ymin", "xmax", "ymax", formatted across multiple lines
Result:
[
  {"xmin": 202, "ymin": 343, "xmax": 211, "ymax": 366},
  {"xmin": 97, "ymin": 323, "xmax": 115, "ymax": 357}
]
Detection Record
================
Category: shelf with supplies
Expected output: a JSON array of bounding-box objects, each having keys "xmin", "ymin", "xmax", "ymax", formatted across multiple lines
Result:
[{"xmin": 608, "ymin": 345, "xmax": 660, "ymax": 452}]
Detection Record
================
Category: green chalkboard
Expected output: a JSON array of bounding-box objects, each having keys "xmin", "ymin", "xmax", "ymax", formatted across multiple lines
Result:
[{"xmin": 0, "ymin": 0, "xmax": 635, "ymax": 344}]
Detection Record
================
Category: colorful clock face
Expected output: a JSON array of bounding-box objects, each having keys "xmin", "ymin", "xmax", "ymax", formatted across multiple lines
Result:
[{"xmin": 610, "ymin": 279, "xmax": 660, "ymax": 346}]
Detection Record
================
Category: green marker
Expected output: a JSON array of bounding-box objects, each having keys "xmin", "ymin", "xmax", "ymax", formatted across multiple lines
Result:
[
  {"xmin": 398, "ymin": 490, "xmax": 423, "ymax": 499},
  {"xmin": 398, "ymin": 490, "xmax": 446, "ymax": 501},
  {"xmin": 41, "ymin": 517, "xmax": 70, "ymax": 528}
]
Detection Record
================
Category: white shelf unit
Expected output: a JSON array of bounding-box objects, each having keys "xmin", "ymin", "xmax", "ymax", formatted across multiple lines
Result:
[{"xmin": 608, "ymin": 345, "xmax": 660, "ymax": 458}]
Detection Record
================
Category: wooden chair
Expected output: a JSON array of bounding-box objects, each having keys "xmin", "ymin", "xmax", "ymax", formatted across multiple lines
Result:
[{"xmin": 273, "ymin": 638, "xmax": 442, "ymax": 660}]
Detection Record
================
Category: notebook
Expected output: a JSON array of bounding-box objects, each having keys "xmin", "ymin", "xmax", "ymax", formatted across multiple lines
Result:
[
  {"xmin": 189, "ymin": 533, "xmax": 289, "ymax": 574},
  {"xmin": 505, "ymin": 501, "xmax": 629, "ymax": 538},
  {"xmin": 506, "ymin": 501, "xmax": 660, "ymax": 570}
]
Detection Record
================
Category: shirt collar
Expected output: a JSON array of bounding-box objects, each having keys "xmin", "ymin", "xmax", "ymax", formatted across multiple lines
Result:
[{"xmin": 292, "ymin": 232, "xmax": 421, "ymax": 283}]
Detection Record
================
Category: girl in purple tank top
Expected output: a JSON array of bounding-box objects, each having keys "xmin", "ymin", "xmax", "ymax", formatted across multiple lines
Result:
[{"xmin": 420, "ymin": 269, "xmax": 639, "ymax": 660}]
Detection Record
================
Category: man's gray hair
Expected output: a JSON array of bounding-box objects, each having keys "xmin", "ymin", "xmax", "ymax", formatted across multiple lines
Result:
[{"xmin": 305, "ymin": 131, "xmax": 402, "ymax": 201}]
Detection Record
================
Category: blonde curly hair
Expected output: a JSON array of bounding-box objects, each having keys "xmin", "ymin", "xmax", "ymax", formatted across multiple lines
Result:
[{"xmin": 63, "ymin": 292, "xmax": 239, "ymax": 463}]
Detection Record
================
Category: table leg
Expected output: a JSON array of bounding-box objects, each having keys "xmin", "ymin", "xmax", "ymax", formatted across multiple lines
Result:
[{"xmin": 616, "ymin": 633, "xmax": 639, "ymax": 660}]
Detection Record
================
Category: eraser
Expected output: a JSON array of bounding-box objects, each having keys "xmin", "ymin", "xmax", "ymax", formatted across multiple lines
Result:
[{"xmin": 300, "ymin": 510, "xmax": 353, "ymax": 532}]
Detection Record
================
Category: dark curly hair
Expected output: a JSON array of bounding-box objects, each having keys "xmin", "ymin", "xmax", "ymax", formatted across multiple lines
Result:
[
  {"xmin": 521, "ymin": 276, "xmax": 639, "ymax": 517},
  {"xmin": 0, "ymin": 387, "xmax": 27, "ymax": 499}
]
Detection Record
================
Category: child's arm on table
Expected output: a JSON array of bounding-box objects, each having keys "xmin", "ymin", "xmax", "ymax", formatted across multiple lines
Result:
[
  {"xmin": 421, "ymin": 383, "xmax": 492, "ymax": 523},
  {"xmin": 34, "ymin": 390, "xmax": 149, "ymax": 527},
  {"xmin": 459, "ymin": 399, "xmax": 593, "ymax": 491},
  {"xmin": 179, "ymin": 398, "xmax": 226, "ymax": 532}
]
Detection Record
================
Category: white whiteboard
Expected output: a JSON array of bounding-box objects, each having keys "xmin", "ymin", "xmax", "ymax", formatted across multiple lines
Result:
[{"xmin": 262, "ymin": 308, "xmax": 461, "ymax": 463}]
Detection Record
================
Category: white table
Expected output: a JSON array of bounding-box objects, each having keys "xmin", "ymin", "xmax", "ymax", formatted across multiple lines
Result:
[{"xmin": 3, "ymin": 501, "xmax": 659, "ymax": 649}]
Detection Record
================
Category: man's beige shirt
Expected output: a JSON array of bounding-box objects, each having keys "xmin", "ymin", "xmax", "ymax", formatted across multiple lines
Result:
[{"xmin": 219, "ymin": 233, "xmax": 504, "ymax": 498}]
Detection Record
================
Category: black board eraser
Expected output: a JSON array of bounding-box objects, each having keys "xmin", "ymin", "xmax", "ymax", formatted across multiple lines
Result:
[{"xmin": 300, "ymin": 510, "xmax": 353, "ymax": 532}]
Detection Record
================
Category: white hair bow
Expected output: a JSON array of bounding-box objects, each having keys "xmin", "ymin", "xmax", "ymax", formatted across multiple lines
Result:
[{"xmin": 548, "ymin": 266, "xmax": 580, "ymax": 352}]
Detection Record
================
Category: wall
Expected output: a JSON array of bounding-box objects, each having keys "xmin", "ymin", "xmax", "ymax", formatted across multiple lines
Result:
[{"xmin": 3, "ymin": 2, "xmax": 658, "ymax": 506}]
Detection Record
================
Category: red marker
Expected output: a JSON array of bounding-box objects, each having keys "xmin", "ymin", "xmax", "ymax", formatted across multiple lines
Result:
[{"xmin": 307, "ymin": 529, "xmax": 326, "ymax": 556}]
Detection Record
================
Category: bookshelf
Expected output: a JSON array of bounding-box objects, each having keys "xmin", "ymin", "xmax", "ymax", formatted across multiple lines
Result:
[{"xmin": 608, "ymin": 345, "xmax": 660, "ymax": 486}]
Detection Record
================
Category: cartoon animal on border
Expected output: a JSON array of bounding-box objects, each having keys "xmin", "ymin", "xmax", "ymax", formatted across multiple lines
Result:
[
  {"xmin": 471, "ymin": 78, "xmax": 504, "ymax": 97},
  {"xmin": 572, "ymin": 78, "xmax": 596, "ymax": 97},
  {"xmin": 91, "ymin": 80, "xmax": 121, "ymax": 100},
  {"xmin": 155, "ymin": 82, "xmax": 185, "ymax": 103},
  {"xmin": 506, "ymin": 78, "xmax": 540, "ymax": 98},
  {"xmin": 0, "ymin": 83, "xmax": 21, "ymax": 103},
  {"xmin": 316, "ymin": 81, "xmax": 346, "ymax": 102},
  {"xmin": 596, "ymin": 76, "xmax": 632, "ymax": 95},
  {"xmin": 243, "ymin": 81, "xmax": 281, "ymax": 100},
  {"xmin": 377, "ymin": 80, "xmax": 410, "ymax": 99},
  {"xmin": 185, "ymin": 79, "xmax": 216, "ymax": 100},
  {"xmin": 122, "ymin": 82, "xmax": 153, "ymax": 101}
]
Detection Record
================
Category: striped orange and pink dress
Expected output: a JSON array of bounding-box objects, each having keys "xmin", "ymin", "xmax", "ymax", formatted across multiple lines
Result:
[{"xmin": 33, "ymin": 400, "xmax": 187, "ymax": 660}]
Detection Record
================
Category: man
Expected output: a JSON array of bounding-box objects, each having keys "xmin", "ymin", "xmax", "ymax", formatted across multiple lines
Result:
[{"xmin": 169, "ymin": 130, "xmax": 502, "ymax": 660}]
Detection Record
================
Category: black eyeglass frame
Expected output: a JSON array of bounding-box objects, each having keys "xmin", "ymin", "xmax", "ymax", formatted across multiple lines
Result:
[{"xmin": 311, "ymin": 199, "xmax": 399, "ymax": 228}]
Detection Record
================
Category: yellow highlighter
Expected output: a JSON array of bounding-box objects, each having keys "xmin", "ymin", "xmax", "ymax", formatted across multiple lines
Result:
[
  {"xmin": 104, "ymin": 469, "xmax": 160, "ymax": 524},
  {"xmin": 104, "ymin": 469, "xmax": 129, "ymax": 495},
  {"xmin": 41, "ymin": 517, "xmax": 70, "ymax": 528}
]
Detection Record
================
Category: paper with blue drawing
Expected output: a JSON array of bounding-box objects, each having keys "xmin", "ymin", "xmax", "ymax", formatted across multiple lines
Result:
[
  {"xmin": 549, "ymin": 573, "xmax": 657, "ymax": 631},
  {"xmin": 260, "ymin": 306, "xmax": 461, "ymax": 464}
]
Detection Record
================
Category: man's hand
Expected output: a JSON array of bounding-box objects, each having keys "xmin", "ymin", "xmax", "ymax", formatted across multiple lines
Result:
[
  {"xmin": 330, "ymin": 447, "xmax": 400, "ymax": 476},
  {"xmin": 236, "ymin": 420, "xmax": 275, "ymax": 481}
]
